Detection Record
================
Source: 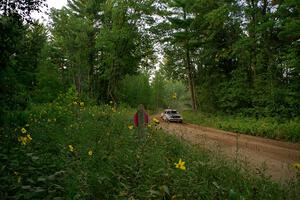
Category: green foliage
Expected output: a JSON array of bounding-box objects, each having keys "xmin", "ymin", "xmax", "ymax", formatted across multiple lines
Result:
[
  {"xmin": 33, "ymin": 45, "xmax": 65, "ymax": 103},
  {"xmin": 96, "ymin": 0, "xmax": 141, "ymax": 101},
  {"xmin": 162, "ymin": 0, "xmax": 198, "ymax": 110},
  {"xmin": 151, "ymin": 71, "xmax": 167, "ymax": 110},
  {"xmin": 163, "ymin": 80, "xmax": 191, "ymax": 111},
  {"xmin": 49, "ymin": 0, "xmax": 157, "ymax": 101},
  {"xmin": 151, "ymin": 70, "xmax": 191, "ymax": 111},
  {"xmin": 118, "ymin": 74, "xmax": 152, "ymax": 108},
  {"xmin": 1, "ymin": 0, "xmax": 300, "ymax": 198},
  {"xmin": 0, "ymin": 15, "xmax": 47, "ymax": 125},
  {"xmin": 157, "ymin": 0, "xmax": 300, "ymax": 119},
  {"xmin": 50, "ymin": 7, "xmax": 92, "ymax": 96},
  {"xmin": 1, "ymin": 102, "xmax": 299, "ymax": 199},
  {"xmin": 117, "ymin": 73, "xmax": 190, "ymax": 111},
  {"xmin": 183, "ymin": 111, "xmax": 300, "ymax": 143}
]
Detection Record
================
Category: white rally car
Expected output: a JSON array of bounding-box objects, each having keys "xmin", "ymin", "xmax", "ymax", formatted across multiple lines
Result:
[{"xmin": 161, "ymin": 109, "xmax": 183, "ymax": 123}]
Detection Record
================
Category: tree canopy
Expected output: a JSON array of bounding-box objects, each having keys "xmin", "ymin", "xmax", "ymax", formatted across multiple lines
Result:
[{"xmin": 1, "ymin": 0, "xmax": 300, "ymax": 123}]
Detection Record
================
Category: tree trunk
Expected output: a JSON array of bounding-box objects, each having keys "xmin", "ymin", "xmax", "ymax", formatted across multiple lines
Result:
[
  {"xmin": 183, "ymin": 10, "xmax": 197, "ymax": 111},
  {"xmin": 246, "ymin": 0, "xmax": 258, "ymax": 86},
  {"xmin": 88, "ymin": 30, "xmax": 96, "ymax": 98},
  {"xmin": 186, "ymin": 47, "xmax": 197, "ymax": 111}
]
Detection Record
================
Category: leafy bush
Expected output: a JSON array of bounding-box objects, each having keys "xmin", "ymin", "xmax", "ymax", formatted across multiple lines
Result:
[{"xmin": 1, "ymin": 98, "xmax": 299, "ymax": 199}]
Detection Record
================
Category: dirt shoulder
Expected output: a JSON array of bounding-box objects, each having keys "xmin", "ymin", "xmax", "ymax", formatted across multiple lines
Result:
[{"xmin": 158, "ymin": 118, "xmax": 300, "ymax": 182}]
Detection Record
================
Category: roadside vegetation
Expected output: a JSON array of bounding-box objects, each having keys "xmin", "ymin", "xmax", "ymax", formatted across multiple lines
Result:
[
  {"xmin": 1, "ymin": 0, "xmax": 300, "ymax": 199},
  {"xmin": 1, "ymin": 90, "xmax": 299, "ymax": 199},
  {"xmin": 183, "ymin": 111, "xmax": 300, "ymax": 143}
]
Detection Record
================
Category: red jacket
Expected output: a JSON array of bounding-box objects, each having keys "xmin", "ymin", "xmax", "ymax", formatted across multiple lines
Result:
[{"xmin": 134, "ymin": 111, "xmax": 149, "ymax": 127}]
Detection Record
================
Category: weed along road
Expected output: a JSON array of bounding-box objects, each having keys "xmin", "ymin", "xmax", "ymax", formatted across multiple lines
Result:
[{"xmin": 158, "ymin": 118, "xmax": 300, "ymax": 182}]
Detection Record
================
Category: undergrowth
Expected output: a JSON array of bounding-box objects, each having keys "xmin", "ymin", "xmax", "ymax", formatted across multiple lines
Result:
[
  {"xmin": 182, "ymin": 111, "xmax": 300, "ymax": 143},
  {"xmin": 1, "ymin": 90, "xmax": 299, "ymax": 199}
]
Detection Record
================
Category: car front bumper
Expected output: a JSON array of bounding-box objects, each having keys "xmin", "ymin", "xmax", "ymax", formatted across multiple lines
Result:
[{"xmin": 168, "ymin": 118, "xmax": 183, "ymax": 122}]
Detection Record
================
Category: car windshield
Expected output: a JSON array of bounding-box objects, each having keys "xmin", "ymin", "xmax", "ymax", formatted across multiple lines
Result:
[{"xmin": 171, "ymin": 111, "xmax": 178, "ymax": 114}]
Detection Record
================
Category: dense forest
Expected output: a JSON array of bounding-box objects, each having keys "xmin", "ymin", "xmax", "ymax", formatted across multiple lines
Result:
[
  {"xmin": 1, "ymin": 0, "xmax": 300, "ymax": 121},
  {"xmin": 1, "ymin": 0, "xmax": 300, "ymax": 199}
]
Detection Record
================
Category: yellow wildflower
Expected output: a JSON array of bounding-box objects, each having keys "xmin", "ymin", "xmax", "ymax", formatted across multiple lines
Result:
[
  {"xmin": 80, "ymin": 102, "xmax": 84, "ymax": 107},
  {"xmin": 26, "ymin": 134, "xmax": 32, "ymax": 141},
  {"xmin": 292, "ymin": 163, "xmax": 300, "ymax": 172},
  {"xmin": 21, "ymin": 128, "xmax": 27, "ymax": 134},
  {"xmin": 88, "ymin": 150, "xmax": 93, "ymax": 156},
  {"xmin": 128, "ymin": 125, "xmax": 134, "ymax": 130},
  {"xmin": 175, "ymin": 159, "xmax": 186, "ymax": 170},
  {"xmin": 147, "ymin": 124, "xmax": 152, "ymax": 128},
  {"xmin": 18, "ymin": 136, "xmax": 28, "ymax": 145},
  {"xmin": 68, "ymin": 145, "xmax": 74, "ymax": 152},
  {"xmin": 172, "ymin": 92, "xmax": 177, "ymax": 100},
  {"xmin": 153, "ymin": 117, "xmax": 160, "ymax": 125}
]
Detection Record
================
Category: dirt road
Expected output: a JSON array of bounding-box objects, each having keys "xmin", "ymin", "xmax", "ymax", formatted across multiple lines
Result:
[{"xmin": 159, "ymin": 120, "xmax": 300, "ymax": 182}]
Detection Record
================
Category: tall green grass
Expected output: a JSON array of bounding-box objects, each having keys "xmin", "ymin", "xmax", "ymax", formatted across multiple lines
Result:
[
  {"xmin": 1, "ymin": 96, "xmax": 299, "ymax": 199},
  {"xmin": 182, "ymin": 111, "xmax": 300, "ymax": 142}
]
